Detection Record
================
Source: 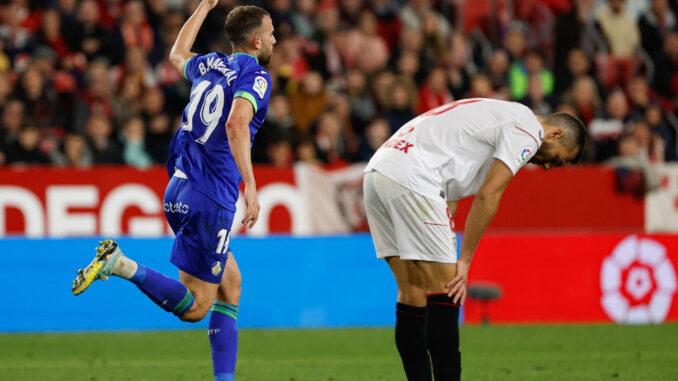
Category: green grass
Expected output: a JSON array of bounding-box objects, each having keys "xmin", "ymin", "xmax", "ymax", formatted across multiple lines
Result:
[{"xmin": 1, "ymin": 324, "xmax": 677, "ymax": 380}]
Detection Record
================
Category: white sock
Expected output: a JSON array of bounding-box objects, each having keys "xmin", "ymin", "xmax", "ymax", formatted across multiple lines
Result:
[{"xmin": 113, "ymin": 255, "xmax": 138, "ymax": 280}]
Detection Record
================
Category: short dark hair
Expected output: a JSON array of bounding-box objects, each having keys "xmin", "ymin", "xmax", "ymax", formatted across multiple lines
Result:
[
  {"xmin": 541, "ymin": 112, "xmax": 587, "ymax": 164},
  {"xmin": 224, "ymin": 6, "xmax": 269, "ymax": 50}
]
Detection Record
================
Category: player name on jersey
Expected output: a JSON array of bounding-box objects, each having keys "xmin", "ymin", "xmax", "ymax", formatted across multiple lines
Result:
[
  {"xmin": 381, "ymin": 138, "xmax": 414, "ymax": 154},
  {"xmin": 198, "ymin": 57, "xmax": 237, "ymax": 86}
]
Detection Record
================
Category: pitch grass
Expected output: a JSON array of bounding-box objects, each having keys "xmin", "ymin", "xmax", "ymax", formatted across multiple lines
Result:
[{"xmin": 1, "ymin": 324, "xmax": 677, "ymax": 381}]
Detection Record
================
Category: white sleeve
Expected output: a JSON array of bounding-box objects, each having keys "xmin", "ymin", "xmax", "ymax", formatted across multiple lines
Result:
[{"xmin": 493, "ymin": 125, "xmax": 540, "ymax": 175}]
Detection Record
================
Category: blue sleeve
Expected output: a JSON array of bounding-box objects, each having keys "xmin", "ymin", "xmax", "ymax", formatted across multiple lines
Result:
[
  {"xmin": 183, "ymin": 54, "xmax": 208, "ymax": 82},
  {"xmin": 233, "ymin": 66, "xmax": 271, "ymax": 114}
]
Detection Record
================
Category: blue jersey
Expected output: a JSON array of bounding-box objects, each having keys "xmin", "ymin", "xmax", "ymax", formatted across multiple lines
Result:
[{"xmin": 167, "ymin": 52, "xmax": 272, "ymax": 212}]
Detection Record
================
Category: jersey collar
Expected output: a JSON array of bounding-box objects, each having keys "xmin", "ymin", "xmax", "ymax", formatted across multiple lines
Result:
[{"xmin": 232, "ymin": 52, "xmax": 259, "ymax": 64}]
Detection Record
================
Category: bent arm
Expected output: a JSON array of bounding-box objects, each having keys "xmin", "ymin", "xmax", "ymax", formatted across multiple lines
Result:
[
  {"xmin": 458, "ymin": 159, "xmax": 513, "ymax": 264},
  {"xmin": 169, "ymin": 0, "xmax": 216, "ymax": 74}
]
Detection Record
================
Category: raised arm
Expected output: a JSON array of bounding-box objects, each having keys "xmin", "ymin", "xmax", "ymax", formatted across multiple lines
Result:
[
  {"xmin": 447, "ymin": 159, "xmax": 513, "ymax": 304},
  {"xmin": 169, "ymin": 0, "xmax": 218, "ymax": 74},
  {"xmin": 225, "ymin": 97, "xmax": 259, "ymax": 229}
]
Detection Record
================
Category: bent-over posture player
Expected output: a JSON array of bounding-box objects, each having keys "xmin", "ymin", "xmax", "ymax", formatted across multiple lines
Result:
[
  {"xmin": 71, "ymin": 3, "xmax": 275, "ymax": 381},
  {"xmin": 363, "ymin": 99, "xmax": 586, "ymax": 380}
]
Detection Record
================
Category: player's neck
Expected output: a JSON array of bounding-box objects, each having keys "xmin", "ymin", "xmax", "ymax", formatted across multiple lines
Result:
[{"xmin": 232, "ymin": 47, "xmax": 258, "ymax": 62}]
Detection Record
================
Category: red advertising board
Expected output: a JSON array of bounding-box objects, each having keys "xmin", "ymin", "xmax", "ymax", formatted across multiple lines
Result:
[
  {"xmin": 0, "ymin": 164, "xmax": 648, "ymax": 237},
  {"xmin": 463, "ymin": 233, "xmax": 678, "ymax": 324}
]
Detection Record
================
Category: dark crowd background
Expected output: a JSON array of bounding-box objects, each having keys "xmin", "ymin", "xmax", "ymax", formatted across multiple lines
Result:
[{"xmin": 0, "ymin": 0, "xmax": 677, "ymax": 174}]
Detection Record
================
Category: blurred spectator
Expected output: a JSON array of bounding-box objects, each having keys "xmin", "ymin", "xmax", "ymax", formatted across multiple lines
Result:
[
  {"xmin": 645, "ymin": 102, "xmax": 677, "ymax": 161},
  {"xmin": 289, "ymin": 71, "xmax": 327, "ymax": 134},
  {"xmin": 561, "ymin": 76, "xmax": 603, "ymax": 124},
  {"xmin": 399, "ymin": 0, "xmax": 451, "ymax": 39},
  {"xmin": 417, "ymin": 67, "xmax": 452, "ymax": 114},
  {"xmin": 639, "ymin": 0, "xmax": 676, "ymax": 60},
  {"xmin": 110, "ymin": 0, "xmax": 157, "ymax": 65},
  {"xmin": 266, "ymin": 139, "xmax": 293, "ymax": 168},
  {"xmin": 345, "ymin": 69, "xmax": 376, "ymax": 133},
  {"xmin": 255, "ymin": 94, "xmax": 296, "ymax": 163},
  {"xmin": 73, "ymin": 60, "xmax": 114, "ymax": 133},
  {"xmin": 68, "ymin": 0, "xmax": 108, "ymax": 62},
  {"xmin": 141, "ymin": 87, "xmax": 171, "ymax": 164},
  {"xmin": 509, "ymin": 50, "xmax": 554, "ymax": 100},
  {"xmin": 292, "ymin": 0, "xmax": 316, "ymax": 38},
  {"xmin": 626, "ymin": 76, "xmax": 663, "ymax": 116},
  {"xmin": 467, "ymin": 73, "xmax": 495, "ymax": 99},
  {"xmin": 120, "ymin": 116, "xmax": 152, "ymax": 168},
  {"xmin": 396, "ymin": 49, "xmax": 423, "ymax": 83},
  {"xmin": 557, "ymin": 48, "xmax": 602, "ymax": 96},
  {"xmin": 652, "ymin": 31, "xmax": 678, "ymax": 100},
  {"xmin": 16, "ymin": 64, "xmax": 58, "ymax": 129},
  {"xmin": 485, "ymin": 49, "xmax": 510, "ymax": 93},
  {"xmin": 553, "ymin": 0, "xmax": 598, "ymax": 96},
  {"xmin": 445, "ymin": 32, "xmax": 473, "ymax": 100},
  {"xmin": 606, "ymin": 133, "xmax": 660, "ymax": 196},
  {"xmin": 503, "ymin": 24, "xmax": 527, "ymax": 62},
  {"xmin": 596, "ymin": 0, "xmax": 640, "ymax": 58},
  {"xmin": 344, "ymin": 11, "xmax": 389, "ymax": 74},
  {"xmin": 85, "ymin": 114, "xmax": 123, "ymax": 164},
  {"xmin": 520, "ymin": 74, "xmax": 555, "ymax": 115},
  {"xmin": 589, "ymin": 90, "xmax": 630, "ymax": 161},
  {"xmin": 1, "ymin": 100, "xmax": 25, "ymax": 146},
  {"xmin": 111, "ymin": 46, "xmax": 158, "ymax": 88},
  {"xmin": 51, "ymin": 132, "xmax": 92, "ymax": 166},
  {"xmin": 356, "ymin": 117, "xmax": 390, "ymax": 162},
  {"xmin": 631, "ymin": 119, "xmax": 665, "ymax": 163},
  {"xmin": 421, "ymin": 9, "xmax": 446, "ymax": 62},
  {"xmin": 295, "ymin": 135, "xmax": 321, "ymax": 165},
  {"xmin": 0, "ymin": 2, "xmax": 34, "ymax": 61},
  {"xmin": 0, "ymin": 73, "xmax": 13, "ymax": 107},
  {"xmin": 383, "ymin": 76, "xmax": 417, "ymax": 132},
  {"xmin": 5, "ymin": 123, "xmax": 49, "ymax": 165},
  {"xmin": 112, "ymin": 74, "xmax": 143, "ymax": 127},
  {"xmin": 36, "ymin": 9, "xmax": 71, "ymax": 60},
  {"xmin": 314, "ymin": 111, "xmax": 348, "ymax": 165}
]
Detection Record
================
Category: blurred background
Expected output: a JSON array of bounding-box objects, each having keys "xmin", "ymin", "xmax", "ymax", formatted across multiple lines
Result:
[{"xmin": 0, "ymin": 0, "xmax": 677, "ymax": 341}]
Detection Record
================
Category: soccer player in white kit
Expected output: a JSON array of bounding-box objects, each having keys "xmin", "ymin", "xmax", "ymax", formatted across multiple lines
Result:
[{"xmin": 363, "ymin": 98, "xmax": 586, "ymax": 381}]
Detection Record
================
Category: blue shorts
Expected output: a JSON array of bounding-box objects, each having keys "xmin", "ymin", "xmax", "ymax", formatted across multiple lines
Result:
[{"xmin": 164, "ymin": 175, "xmax": 234, "ymax": 284}]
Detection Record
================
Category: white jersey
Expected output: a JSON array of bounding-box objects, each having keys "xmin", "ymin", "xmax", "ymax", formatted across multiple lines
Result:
[{"xmin": 365, "ymin": 98, "xmax": 544, "ymax": 201}]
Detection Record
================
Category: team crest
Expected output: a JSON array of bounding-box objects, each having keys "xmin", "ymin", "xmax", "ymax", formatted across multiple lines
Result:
[
  {"xmin": 253, "ymin": 76, "xmax": 267, "ymax": 99},
  {"xmin": 520, "ymin": 147, "xmax": 532, "ymax": 162},
  {"xmin": 211, "ymin": 262, "xmax": 223, "ymax": 276}
]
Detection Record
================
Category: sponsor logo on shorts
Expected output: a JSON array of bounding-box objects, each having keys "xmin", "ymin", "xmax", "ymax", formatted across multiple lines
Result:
[
  {"xmin": 211, "ymin": 261, "xmax": 223, "ymax": 277},
  {"xmin": 164, "ymin": 201, "xmax": 189, "ymax": 214},
  {"xmin": 520, "ymin": 147, "xmax": 532, "ymax": 162}
]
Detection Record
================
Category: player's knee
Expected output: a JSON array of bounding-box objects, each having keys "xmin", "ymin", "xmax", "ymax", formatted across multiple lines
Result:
[{"xmin": 179, "ymin": 299, "xmax": 212, "ymax": 322}]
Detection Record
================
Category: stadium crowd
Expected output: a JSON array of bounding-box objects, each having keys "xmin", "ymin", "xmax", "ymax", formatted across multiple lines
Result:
[{"xmin": 0, "ymin": 0, "xmax": 677, "ymax": 170}]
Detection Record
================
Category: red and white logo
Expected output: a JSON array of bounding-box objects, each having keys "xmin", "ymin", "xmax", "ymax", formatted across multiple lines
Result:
[{"xmin": 600, "ymin": 235, "xmax": 677, "ymax": 324}]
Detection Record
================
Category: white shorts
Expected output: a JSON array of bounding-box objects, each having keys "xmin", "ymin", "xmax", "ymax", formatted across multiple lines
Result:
[{"xmin": 363, "ymin": 170, "xmax": 457, "ymax": 263}]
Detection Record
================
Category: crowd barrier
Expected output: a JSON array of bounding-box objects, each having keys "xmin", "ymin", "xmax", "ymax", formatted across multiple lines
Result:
[{"xmin": 1, "ymin": 233, "xmax": 676, "ymax": 332}]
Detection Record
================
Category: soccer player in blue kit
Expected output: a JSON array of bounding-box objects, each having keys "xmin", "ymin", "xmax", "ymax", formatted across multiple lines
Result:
[{"xmin": 71, "ymin": 2, "xmax": 275, "ymax": 380}]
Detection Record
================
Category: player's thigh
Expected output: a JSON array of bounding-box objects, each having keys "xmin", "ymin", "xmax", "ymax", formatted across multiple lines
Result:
[
  {"xmin": 386, "ymin": 256, "xmax": 428, "ymax": 307},
  {"xmin": 386, "ymin": 180, "xmax": 457, "ymax": 264},
  {"xmin": 216, "ymin": 252, "xmax": 241, "ymax": 305},
  {"xmin": 167, "ymin": 178, "xmax": 235, "ymax": 290},
  {"xmin": 414, "ymin": 261, "xmax": 457, "ymax": 294},
  {"xmin": 363, "ymin": 171, "xmax": 399, "ymax": 259}
]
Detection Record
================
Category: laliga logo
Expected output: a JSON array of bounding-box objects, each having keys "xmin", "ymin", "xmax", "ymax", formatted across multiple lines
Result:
[{"xmin": 600, "ymin": 235, "xmax": 677, "ymax": 324}]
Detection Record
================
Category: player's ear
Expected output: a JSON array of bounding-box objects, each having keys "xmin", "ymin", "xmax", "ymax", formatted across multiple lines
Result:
[{"xmin": 547, "ymin": 127, "xmax": 564, "ymax": 141}]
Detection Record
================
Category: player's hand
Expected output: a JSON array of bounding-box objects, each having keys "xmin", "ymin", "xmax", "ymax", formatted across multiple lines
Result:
[
  {"xmin": 446, "ymin": 260, "xmax": 470, "ymax": 305},
  {"xmin": 242, "ymin": 183, "xmax": 260, "ymax": 229},
  {"xmin": 201, "ymin": 0, "xmax": 218, "ymax": 10}
]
